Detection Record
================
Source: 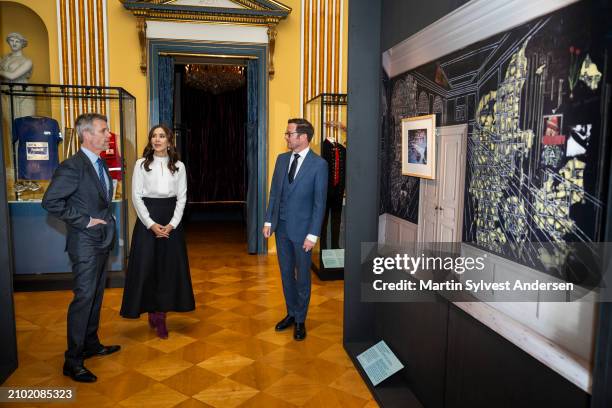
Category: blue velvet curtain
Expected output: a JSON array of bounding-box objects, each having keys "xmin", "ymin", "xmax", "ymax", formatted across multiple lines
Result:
[
  {"xmin": 158, "ymin": 56, "xmax": 174, "ymax": 128},
  {"xmin": 246, "ymin": 59, "xmax": 258, "ymax": 254}
]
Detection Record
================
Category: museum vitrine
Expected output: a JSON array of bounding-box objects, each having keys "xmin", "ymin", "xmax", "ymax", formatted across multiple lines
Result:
[
  {"xmin": 0, "ymin": 83, "xmax": 136, "ymax": 278},
  {"xmin": 305, "ymin": 93, "xmax": 347, "ymax": 280}
]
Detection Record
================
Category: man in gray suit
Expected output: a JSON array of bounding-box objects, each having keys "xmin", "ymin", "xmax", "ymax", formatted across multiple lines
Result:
[
  {"xmin": 42, "ymin": 113, "xmax": 120, "ymax": 382},
  {"xmin": 263, "ymin": 118, "xmax": 328, "ymax": 341}
]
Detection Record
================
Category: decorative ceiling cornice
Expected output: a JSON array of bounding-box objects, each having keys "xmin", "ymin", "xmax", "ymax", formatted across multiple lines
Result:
[
  {"xmin": 121, "ymin": 0, "xmax": 290, "ymax": 78},
  {"xmin": 132, "ymin": 0, "xmax": 291, "ymax": 11},
  {"xmin": 121, "ymin": 0, "xmax": 291, "ymax": 24}
]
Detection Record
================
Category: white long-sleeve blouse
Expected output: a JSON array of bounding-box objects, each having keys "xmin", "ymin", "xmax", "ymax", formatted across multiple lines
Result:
[{"xmin": 132, "ymin": 155, "xmax": 187, "ymax": 229}]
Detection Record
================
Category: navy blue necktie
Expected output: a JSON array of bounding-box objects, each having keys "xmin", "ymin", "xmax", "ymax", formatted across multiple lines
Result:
[
  {"xmin": 288, "ymin": 153, "xmax": 299, "ymax": 183},
  {"xmin": 96, "ymin": 158, "xmax": 108, "ymax": 200}
]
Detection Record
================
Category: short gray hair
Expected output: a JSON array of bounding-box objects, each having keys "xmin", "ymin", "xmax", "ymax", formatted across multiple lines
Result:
[{"xmin": 75, "ymin": 113, "xmax": 107, "ymax": 143}]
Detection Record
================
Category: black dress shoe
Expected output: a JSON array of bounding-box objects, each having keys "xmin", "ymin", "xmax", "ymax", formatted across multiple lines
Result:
[
  {"xmin": 83, "ymin": 344, "xmax": 121, "ymax": 359},
  {"xmin": 63, "ymin": 362, "xmax": 97, "ymax": 383},
  {"xmin": 275, "ymin": 315, "xmax": 295, "ymax": 331},
  {"xmin": 294, "ymin": 323, "xmax": 306, "ymax": 341}
]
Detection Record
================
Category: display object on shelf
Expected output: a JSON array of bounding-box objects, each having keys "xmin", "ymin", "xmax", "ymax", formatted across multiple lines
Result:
[
  {"xmin": 0, "ymin": 33, "xmax": 35, "ymax": 118},
  {"xmin": 0, "ymin": 83, "xmax": 136, "ymax": 279},
  {"xmin": 101, "ymin": 131, "xmax": 123, "ymax": 181},
  {"xmin": 12, "ymin": 115, "xmax": 62, "ymax": 180},
  {"xmin": 305, "ymin": 93, "xmax": 347, "ymax": 281}
]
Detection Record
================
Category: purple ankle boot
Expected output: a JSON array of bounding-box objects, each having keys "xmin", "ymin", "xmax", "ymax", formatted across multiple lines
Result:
[
  {"xmin": 156, "ymin": 312, "xmax": 168, "ymax": 339},
  {"xmin": 148, "ymin": 312, "xmax": 158, "ymax": 329}
]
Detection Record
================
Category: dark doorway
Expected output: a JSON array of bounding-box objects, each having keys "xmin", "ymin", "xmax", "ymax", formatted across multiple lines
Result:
[{"xmin": 173, "ymin": 61, "xmax": 248, "ymax": 243}]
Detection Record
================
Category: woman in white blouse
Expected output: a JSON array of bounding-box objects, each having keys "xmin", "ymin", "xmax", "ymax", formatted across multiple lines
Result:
[{"xmin": 120, "ymin": 125, "xmax": 195, "ymax": 339}]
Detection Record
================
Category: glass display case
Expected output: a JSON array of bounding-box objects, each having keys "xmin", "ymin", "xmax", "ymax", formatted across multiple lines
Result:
[
  {"xmin": 0, "ymin": 83, "xmax": 136, "ymax": 280},
  {"xmin": 305, "ymin": 93, "xmax": 347, "ymax": 280}
]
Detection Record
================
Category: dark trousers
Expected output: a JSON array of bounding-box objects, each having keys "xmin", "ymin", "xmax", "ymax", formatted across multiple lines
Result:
[
  {"xmin": 275, "ymin": 220, "xmax": 312, "ymax": 323},
  {"xmin": 65, "ymin": 252, "xmax": 109, "ymax": 367}
]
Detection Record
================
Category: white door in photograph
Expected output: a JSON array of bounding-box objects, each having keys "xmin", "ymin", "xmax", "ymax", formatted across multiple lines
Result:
[
  {"xmin": 418, "ymin": 124, "xmax": 467, "ymax": 243},
  {"xmin": 420, "ymin": 161, "xmax": 439, "ymax": 243}
]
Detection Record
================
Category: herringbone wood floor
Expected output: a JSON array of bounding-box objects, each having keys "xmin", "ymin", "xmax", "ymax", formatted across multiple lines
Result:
[{"xmin": 5, "ymin": 221, "xmax": 377, "ymax": 407}]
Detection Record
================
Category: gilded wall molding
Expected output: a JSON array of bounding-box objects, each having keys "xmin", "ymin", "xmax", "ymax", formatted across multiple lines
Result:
[
  {"xmin": 128, "ymin": 9, "xmax": 282, "ymax": 24},
  {"xmin": 137, "ymin": 17, "xmax": 147, "ymax": 74},
  {"xmin": 131, "ymin": 0, "xmax": 290, "ymax": 11},
  {"xmin": 57, "ymin": 0, "xmax": 109, "ymax": 124},
  {"xmin": 267, "ymin": 25, "xmax": 277, "ymax": 78},
  {"xmin": 121, "ymin": 0, "xmax": 290, "ymax": 77},
  {"xmin": 301, "ymin": 0, "xmax": 346, "ymax": 105}
]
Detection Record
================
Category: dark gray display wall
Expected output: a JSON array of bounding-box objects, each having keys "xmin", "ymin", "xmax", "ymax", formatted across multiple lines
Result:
[
  {"xmin": 379, "ymin": 0, "xmax": 467, "ymax": 222},
  {"xmin": 380, "ymin": 1, "xmax": 609, "ymax": 275},
  {"xmin": 0, "ymin": 103, "xmax": 18, "ymax": 383},
  {"xmin": 343, "ymin": 0, "xmax": 381, "ymax": 344},
  {"xmin": 380, "ymin": 0, "xmax": 469, "ymax": 52},
  {"xmin": 346, "ymin": 1, "xmax": 610, "ymax": 407}
]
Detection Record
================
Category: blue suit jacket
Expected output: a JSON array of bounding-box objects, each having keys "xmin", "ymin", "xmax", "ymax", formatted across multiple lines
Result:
[{"xmin": 265, "ymin": 149, "xmax": 328, "ymax": 242}]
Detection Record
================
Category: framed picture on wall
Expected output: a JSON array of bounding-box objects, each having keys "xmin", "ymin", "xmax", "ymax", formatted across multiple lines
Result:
[{"xmin": 401, "ymin": 114, "xmax": 436, "ymax": 179}]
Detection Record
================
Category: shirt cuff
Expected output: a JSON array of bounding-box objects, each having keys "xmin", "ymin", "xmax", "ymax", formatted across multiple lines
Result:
[
  {"xmin": 264, "ymin": 222, "xmax": 272, "ymax": 227},
  {"xmin": 86, "ymin": 217, "xmax": 94, "ymax": 228},
  {"xmin": 306, "ymin": 234, "xmax": 318, "ymax": 244},
  {"xmin": 144, "ymin": 218, "xmax": 155, "ymax": 229}
]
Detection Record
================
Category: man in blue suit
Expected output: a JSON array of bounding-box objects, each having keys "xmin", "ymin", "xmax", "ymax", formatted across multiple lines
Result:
[{"xmin": 263, "ymin": 118, "xmax": 328, "ymax": 341}]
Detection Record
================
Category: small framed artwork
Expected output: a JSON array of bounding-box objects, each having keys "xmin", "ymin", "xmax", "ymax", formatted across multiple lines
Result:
[{"xmin": 401, "ymin": 114, "xmax": 436, "ymax": 179}]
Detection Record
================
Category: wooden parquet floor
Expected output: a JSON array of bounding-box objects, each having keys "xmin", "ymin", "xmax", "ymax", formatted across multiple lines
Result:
[{"xmin": 5, "ymin": 221, "xmax": 378, "ymax": 407}]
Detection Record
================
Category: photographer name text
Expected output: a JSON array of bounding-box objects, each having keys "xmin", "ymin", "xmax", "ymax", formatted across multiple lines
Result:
[{"xmin": 372, "ymin": 279, "xmax": 574, "ymax": 292}]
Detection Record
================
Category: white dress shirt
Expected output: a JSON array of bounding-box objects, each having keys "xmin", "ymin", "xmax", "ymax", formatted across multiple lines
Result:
[
  {"xmin": 81, "ymin": 146, "xmax": 110, "ymax": 191},
  {"xmin": 132, "ymin": 155, "xmax": 187, "ymax": 229},
  {"xmin": 265, "ymin": 147, "xmax": 318, "ymax": 244},
  {"xmin": 288, "ymin": 146, "xmax": 310, "ymax": 176}
]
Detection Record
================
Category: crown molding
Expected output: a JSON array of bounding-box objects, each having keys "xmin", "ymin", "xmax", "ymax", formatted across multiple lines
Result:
[
  {"xmin": 382, "ymin": 0, "xmax": 580, "ymax": 78},
  {"xmin": 121, "ymin": 0, "xmax": 291, "ymax": 23},
  {"xmin": 122, "ymin": 0, "xmax": 290, "ymax": 77}
]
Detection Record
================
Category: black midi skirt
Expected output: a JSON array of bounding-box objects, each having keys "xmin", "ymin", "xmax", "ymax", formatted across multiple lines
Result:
[{"xmin": 120, "ymin": 197, "xmax": 195, "ymax": 318}]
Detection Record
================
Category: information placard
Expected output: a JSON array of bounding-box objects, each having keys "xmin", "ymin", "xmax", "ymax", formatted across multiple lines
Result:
[
  {"xmin": 356, "ymin": 340, "xmax": 404, "ymax": 386},
  {"xmin": 322, "ymin": 249, "xmax": 344, "ymax": 268}
]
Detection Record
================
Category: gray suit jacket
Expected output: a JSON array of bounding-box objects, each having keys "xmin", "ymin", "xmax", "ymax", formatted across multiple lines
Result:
[
  {"xmin": 265, "ymin": 149, "xmax": 328, "ymax": 242},
  {"xmin": 42, "ymin": 150, "xmax": 116, "ymax": 256}
]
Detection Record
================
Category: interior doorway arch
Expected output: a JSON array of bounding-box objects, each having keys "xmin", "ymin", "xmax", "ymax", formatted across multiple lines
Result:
[{"xmin": 148, "ymin": 40, "xmax": 268, "ymax": 254}]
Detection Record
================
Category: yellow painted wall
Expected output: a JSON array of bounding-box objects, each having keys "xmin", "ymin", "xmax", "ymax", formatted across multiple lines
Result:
[
  {"xmin": 0, "ymin": 0, "xmax": 146, "ymax": 151},
  {"xmin": 0, "ymin": 0, "xmax": 345, "ymax": 181},
  {"xmin": 105, "ymin": 0, "xmax": 305, "ymax": 181},
  {"xmin": 106, "ymin": 1, "xmax": 148, "ymax": 157},
  {"xmin": 1, "ymin": 0, "xmax": 348, "ymax": 253},
  {"xmin": 269, "ymin": 0, "xmax": 301, "ymax": 184},
  {"xmin": 266, "ymin": 0, "xmax": 301, "ymax": 252},
  {"xmin": 0, "ymin": 0, "xmax": 58, "ymax": 83},
  {"xmin": 104, "ymin": 1, "xmax": 147, "ymax": 240}
]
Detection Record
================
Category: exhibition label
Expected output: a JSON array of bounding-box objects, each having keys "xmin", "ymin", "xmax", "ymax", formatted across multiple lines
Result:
[{"xmin": 356, "ymin": 340, "xmax": 404, "ymax": 386}]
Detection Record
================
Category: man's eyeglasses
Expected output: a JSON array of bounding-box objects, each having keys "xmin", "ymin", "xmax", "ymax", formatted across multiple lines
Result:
[{"xmin": 284, "ymin": 131, "xmax": 300, "ymax": 137}]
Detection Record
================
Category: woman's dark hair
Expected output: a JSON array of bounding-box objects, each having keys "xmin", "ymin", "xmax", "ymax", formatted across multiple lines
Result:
[{"xmin": 142, "ymin": 124, "xmax": 180, "ymax": 174}]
